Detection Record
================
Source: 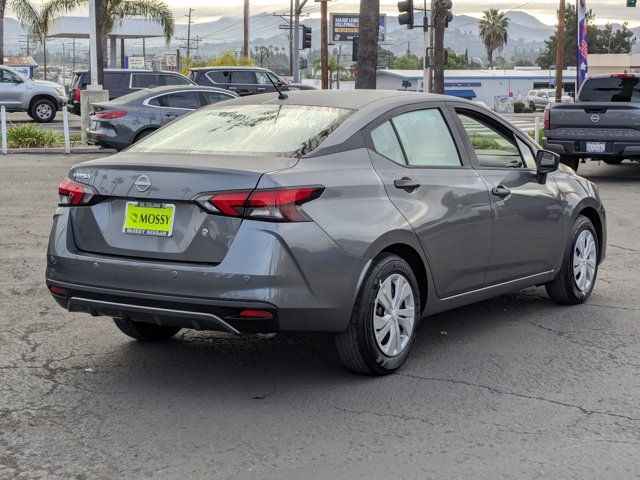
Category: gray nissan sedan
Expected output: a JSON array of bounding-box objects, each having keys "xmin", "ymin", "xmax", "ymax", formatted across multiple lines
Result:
[{"xmin": 47, "ymin": 90, "xmax": 606, "ymax": 375}]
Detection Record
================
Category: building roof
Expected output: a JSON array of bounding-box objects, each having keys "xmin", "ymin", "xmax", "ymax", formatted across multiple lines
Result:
[
  {"xmin": 4, "ymin": 55, "xmax": 37, "ymax": 66},
  {"xmin": 377, "ymin": 69, "xmax": 578, "ymax": 80},
  {"xmin": 48, "ymin": 16, "xmax": 165, "ymax": 39}
]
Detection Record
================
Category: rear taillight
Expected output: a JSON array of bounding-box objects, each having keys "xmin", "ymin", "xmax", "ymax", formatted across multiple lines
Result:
[
  {"xmin": 58, "ymin": 177, "xmax": 98, "ymax": 206},
  {"xmin": 96, "ymin": 110, "xmax": 127, "ymax": 120},
  {"xmin": 195, "ymin": 186, "xmax": 324, "ymax": 222},
  {"xmin": 73, "ymin": 87, "xmax": 81, "ymax": 102},
  {"xmin": 48, "ymin": 286, "xmax": 67, "ymax": 297},
  {"xmin": 544, "ymin": 107, "xmax": 550, "ymax": 130}
]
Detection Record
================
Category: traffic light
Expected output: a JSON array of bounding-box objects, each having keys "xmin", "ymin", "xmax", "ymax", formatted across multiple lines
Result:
[
  {"xmin": 397, "ymin": 0, "xmax": 414, "ymax": 30},
  {"xmin": 352, "ymin": 37, "xmax": 359, "ymax": 62},
  {"xmin": 302, "ymin": 25, "xmax": 312, "ymax": 49},
  {"xmin": 627, "ymin": 0, "xmax": 637, "ymax": 7}
]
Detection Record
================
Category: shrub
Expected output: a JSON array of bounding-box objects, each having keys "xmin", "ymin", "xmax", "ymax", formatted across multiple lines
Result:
[
  {"xmin": 513, "ymin": 101, "xmax": 525, "ymax": 113},
  {"xmin": 528, "ymin": 127, "xmax": 546, "ymax": 144},
  {"xmin": 181, "ymin": 51, "xmax": 253, "ymax": 76},
  {"xmin": 6, "ymin": 124, "xmax": 63, "ymax": 148}
]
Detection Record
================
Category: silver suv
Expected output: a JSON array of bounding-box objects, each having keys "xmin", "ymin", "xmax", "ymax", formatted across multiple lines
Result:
[
  {"xmin": 0, "ymin": 66, "xmax": 66, "ymax": 122},
  {"xmin": 526, "ymin": 89, "xmax": 573, "ymax": 111}
]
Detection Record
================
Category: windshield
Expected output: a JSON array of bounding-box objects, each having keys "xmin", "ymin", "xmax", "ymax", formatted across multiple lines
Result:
[
  {"xmin": 129, "ymin": 104, "xmax": 351, "ymax": 156},
  {"xmin": 579, "ymin": 77, "xmax": 640, "ymax": 102}
]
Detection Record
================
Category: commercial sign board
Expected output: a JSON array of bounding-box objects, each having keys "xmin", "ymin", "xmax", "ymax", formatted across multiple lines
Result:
[
  {"xmin": 126, "ymin": 56, "xmax": 146, "ymax": 69},
  {"xmin": 331, "ymin": 13, "xmax": 386, "ymax": 42}
]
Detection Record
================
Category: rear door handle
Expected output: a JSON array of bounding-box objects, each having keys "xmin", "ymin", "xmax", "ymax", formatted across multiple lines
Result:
[
  {"xmin": 394, "ymin": 177, "xmax": 421, "ymax": 191},
  {"xmin": 491, "ymin": 185, "xmax": 511, "ymax": 198}
]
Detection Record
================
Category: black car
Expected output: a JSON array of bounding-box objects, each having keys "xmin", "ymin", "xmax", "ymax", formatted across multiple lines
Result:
[
  {"xmin": 68, "ymin": 69, "xmax": 194, "ymax": 115},
  {"xmin": 86, "ymin": 85, "xmax": 237, "ymax": 151},
  {"xmin": 189, "ymin": 66, "xmax": 315, "ymax": 96}
]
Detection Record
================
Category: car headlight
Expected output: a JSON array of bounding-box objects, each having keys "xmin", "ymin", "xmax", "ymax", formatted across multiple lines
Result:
[{"xmin": 56, "ymin": 87, "xmax": 66, "ymax": 96}]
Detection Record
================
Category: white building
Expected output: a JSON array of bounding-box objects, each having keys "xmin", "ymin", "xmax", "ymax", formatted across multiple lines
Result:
[{"xmin": 376, "ymin": 69, "xmax": 578, "ymax": 108}]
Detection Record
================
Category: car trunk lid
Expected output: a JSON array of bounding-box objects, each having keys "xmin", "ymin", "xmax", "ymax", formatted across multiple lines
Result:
[{"xmin": 68, "ymin": 152, "xmax": 297, "ymax": 264}]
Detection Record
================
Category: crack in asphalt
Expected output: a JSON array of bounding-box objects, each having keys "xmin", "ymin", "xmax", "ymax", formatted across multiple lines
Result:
[
  {"xmin": 333, "ymin": 406, "xmax": 435, "ymax": 426},
  {"xmin": 397, "ymin": 373, "xmax": 640, "ymax": 423}
]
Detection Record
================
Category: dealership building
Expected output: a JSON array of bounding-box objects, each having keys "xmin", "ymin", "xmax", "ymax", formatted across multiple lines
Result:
[{"xmin": 376, "ymin": 68, "xmax": 578, "ymax": 107}]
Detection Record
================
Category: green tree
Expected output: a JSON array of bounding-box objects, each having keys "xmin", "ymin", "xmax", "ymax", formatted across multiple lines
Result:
[
  {"xmin": 479, "ymin": 9, "xmax": 509, "ymax": 68},
  {"xmin": 536, "ymin": 4, "xmax": 635, "ymax": 68},
  {"xmin": 446, "ymin": 50, "xmax": 469, "ymax": 70},
  {"xmin": 313, "ymin": 51, "xmax": 347, "ymax": 88},
  {"xmin": 181, "ymin": 51, "xmax": 253, "ymax": 77},
  {"xmin": 393, "ymin": 54, "xmax": 421, "ymax": 70},
  {"xmin": 12, "ymin": 0, "xmax": 51, "ymax": 77},
  {"xmin": 45, "ymin": 0, "xmax": 175, "ymax": 82}
]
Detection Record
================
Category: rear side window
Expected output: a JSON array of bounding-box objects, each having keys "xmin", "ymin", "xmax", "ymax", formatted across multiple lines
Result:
[
  {"xmin": 200, "ymin": 91, "xmax": 233, "ymax": 105},
  {"xmin": 579, "ymin": 76, "xmax": 640, "ymax": 102},
  {"xmin": 207, "ymin": 71, "xmax": 229, "ymax": 84},
  {"xmin": 391, "ymin": 109, "xmax": 462, "ymax": 167},
  {"xmin": 371, "ymin": 121, "xmax": 405, "ymax": 164},
  {"xmin": 163, "ymin": 74, "xmax": 191, "ymax": 86},
  {"xmin": 149, "ymin": 91, "xmax": 201, "ymax": 109},
  {"xmin": 131, "ymin": 73, "xmax": 162, "ymax": 88},
  {"xmin": 230, "ymin": 71, "xmax": 255, "ymax": 84},
  {"xmin": 104, "ymin": 73, "xmax": 125, "ymax": 89}
]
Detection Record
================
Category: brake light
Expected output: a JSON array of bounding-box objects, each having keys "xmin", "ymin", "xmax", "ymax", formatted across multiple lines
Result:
[
  {"xmin": 195, "ymin": 186, "xmax": 324, "ymax": 222},
  {"xmin": 611, "ymin": 73, "xmax": 635, "ymax": 79},
  {"xmin": 239, "ymin": 309, "xmax": 273, "ymax": 319},
  {"xmin": 96, "ymin": 110, "xmax": 127, "ymax": 120},
  {"xmin": 58, "ymin": 177, "xmax": 98, "ymax": 206},
  {"xmin": 48, "ymin": 286, "xmax": 67, "ymax": 297},
  {"xmin": 544, "ymin": 107, "xmax": 550, "ymax": 130},
  {"xmin": 73, "ymin": 87, "xmax": 81, "ymax": 102}
]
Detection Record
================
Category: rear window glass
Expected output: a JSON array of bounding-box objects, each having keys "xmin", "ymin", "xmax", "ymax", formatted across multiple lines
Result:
[
  {"xmin": 579, "ymin": 77, "xmax": 640, "ymax": 102},
  {"xmin": 129, "ymin": 105, "xmax": 351, "ymax": 156}
]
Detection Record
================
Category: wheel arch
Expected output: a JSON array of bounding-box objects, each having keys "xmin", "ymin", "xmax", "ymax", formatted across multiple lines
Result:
[
  {"xmin": 576, "ymin": 204, "xmax": 605, "ymax": 263},
  {"xmin": 29, "ymin": 94, "xmax": 58, "ymax": 111},
  {"xmin": 133, "ymin": 127, "xmax": 158, "ymax": 143}
]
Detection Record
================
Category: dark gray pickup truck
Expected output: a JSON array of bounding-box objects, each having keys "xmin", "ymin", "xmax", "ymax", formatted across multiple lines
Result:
[{"xmin": 543, "ymin": 73, "xmax": 640, "ymax": 171}]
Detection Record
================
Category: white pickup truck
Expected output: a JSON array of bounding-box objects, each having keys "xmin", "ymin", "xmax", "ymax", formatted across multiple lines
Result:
[
  {"xmin": 0, "ymin": 65, "xmax": 67, "ymax": 122},
  {"xmin": 543, "ymin": 73, "xmax": 640, "ymax": 171}
]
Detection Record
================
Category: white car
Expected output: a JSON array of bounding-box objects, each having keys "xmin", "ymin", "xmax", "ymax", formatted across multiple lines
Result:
[
  {"xmin": 527, "ymin": 89, "xmax": 573, "ymax": 111},
  {"xmin": 0, "ymin": 66, "xmax": 66, "ymax": 122}
]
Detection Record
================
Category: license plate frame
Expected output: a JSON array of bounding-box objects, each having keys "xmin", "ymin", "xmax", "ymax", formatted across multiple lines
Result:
[
  {"xmin": 123, "ymin": 201, "xmax": 175, "ymax": 237},
  {"xmin": 586, "ymin": 141, "xmax": 606, "ymax": 154}
]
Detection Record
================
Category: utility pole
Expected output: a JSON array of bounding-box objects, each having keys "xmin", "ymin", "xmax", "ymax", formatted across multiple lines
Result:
[
  {"xmin": 427, "ymin": 0, "xmax": 434, "ymax": 92},
  {"xmin": 243, "ymin": 0, "xmax": 250, "ymax": 57},
  {"xmin": 320, "ymin": 0, "xmax": 329, "ymax": 89},
  {"xmin": 555, "ymin": 0, "xmax": 565, "ymax": 102},
  {"xmin": 72, "ymin": 39, "xmax": 76, "ymax": 73},
  {"xmin": 289, "ymin": 0, "xmax": 294, "ymax": 76},
  {"xmin": 186, "ymin": 7, "xmax": 194, "ymax": 58}
]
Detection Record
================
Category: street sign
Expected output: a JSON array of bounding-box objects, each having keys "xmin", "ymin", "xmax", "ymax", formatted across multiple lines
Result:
[
  {"xmin": 330, "ymin": 13, "xmax": 386, "ymax": 42},
  {"xmin": 164, "ymin": 54, "xmax": 177, "ymax": 71},
  {"xmin": 126, "ymin": 56, "xmax": 146, "ymax": 69}
]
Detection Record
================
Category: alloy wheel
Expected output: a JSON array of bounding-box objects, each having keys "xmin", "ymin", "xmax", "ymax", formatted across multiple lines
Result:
[
  {"xmin": 373, "ymin": 273, "xmax": 415, "ymax": 357},
  {"xmin": 573, "ymin": 230, "xmax": 597, "ymax": 292}
]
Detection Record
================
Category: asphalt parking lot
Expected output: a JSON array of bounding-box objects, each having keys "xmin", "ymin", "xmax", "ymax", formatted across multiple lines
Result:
[{"xmin": 1, "ymin": 154, "xmax": 638, "ymax": 479}]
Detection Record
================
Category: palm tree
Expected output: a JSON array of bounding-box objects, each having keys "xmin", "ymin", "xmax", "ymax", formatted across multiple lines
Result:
[
  {"xmin": 12, "ymin": 0, "xmax": 50, "ymax": 78},
  {"xmin": 479, "ymin": 9, "xmax": 509, "ymax": 68},
  {"xmin": 313, "ymin": 54, "xmax": 347, "ymax": 89},
  {"xmin": 44, "ymin": 0, "xmax": 174, "ymax": 81}
]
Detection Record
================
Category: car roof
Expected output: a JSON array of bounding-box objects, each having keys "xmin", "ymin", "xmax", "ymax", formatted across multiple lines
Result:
[
  {"xmin": 97, "ymin": 85, "xmax": 237, "ymax": 105},
  {"xmin": 73, "ymin": 69, "xmax": 184, "ymax": 75},
  {"xmin": 222, "ymin": 89, "xmax": 450, "ymax": 110},
  {"xmin": 190, "ymin": 66, "xmax": 272, "ymax": 72}
]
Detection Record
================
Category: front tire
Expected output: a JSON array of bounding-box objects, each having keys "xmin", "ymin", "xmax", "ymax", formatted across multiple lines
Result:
[
  {"xmin": 335, "ymin": 254, "xmax": 421, "ymax": 375},
  {"xmin": 30, "ymin": 99, "xmax": 56, "ymax": 123},
  {"xmin": 529, "ymin": 101, "xmax": 536, "ymax": 111},
  {"xmin": 602, "ymin": 158, "xmax": 623, "ymax": 165},
  {"xmin": 546, "ymin": 215, "xmax": 599, "ymax": 305},
  {"xmin": 113, "ymin": 318, "xmax": 181, "ymax": 341}
]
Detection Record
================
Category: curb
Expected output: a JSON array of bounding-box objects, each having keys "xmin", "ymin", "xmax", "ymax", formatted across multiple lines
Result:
[{"xmin": 4, "ymin": 148, "xmax": 117, "ymax": 154}]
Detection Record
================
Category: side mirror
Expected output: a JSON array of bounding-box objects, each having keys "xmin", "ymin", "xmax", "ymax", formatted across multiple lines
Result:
[{"xmin": 536, "ymin": 150, "xmax": 560, "ymax": 181}]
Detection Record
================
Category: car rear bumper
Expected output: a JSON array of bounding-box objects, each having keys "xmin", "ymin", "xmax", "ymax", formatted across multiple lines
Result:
[
  {"xmin": 86, "ymin": 128, "xmax": 130, "ymax": 151},
  {"xmin": 543, "ymin": 138, "xmax": 640, "ymax": 159},
  {"xmin": 46, "ymin": 208, "xmax": 369, "ymax": 333}
]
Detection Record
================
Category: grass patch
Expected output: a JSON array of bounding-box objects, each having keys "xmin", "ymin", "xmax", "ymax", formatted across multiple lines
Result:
[
  {"xmin": 7, "ymin": 124, "xmax": 63, "ymax": 148},
  {"xmin": 470, "ymin": 136, "xmax": 501, "ymax": 150}
]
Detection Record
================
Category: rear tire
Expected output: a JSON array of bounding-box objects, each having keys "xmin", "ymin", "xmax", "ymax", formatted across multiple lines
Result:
[
  {"xmin": 529, "ymin": 102, "xmax": 536, "ymax": 111},
  {"xmin": 335, "ymin": 254, "xmax": 421, "ymax": 375},
  {"xmin": 546, "ymin": 215, "xmax": 598, "ymax": 305},
  {"xmin": 113, "ymin": 318, "xmax": 181, "ymax": 341},
  {"xmin": 30, "ymin": 99, "xmax": 56, "ymax": 123},
  {"xmin": 560, "ymin": 156, "xmax": 580, "ymax": 172}
]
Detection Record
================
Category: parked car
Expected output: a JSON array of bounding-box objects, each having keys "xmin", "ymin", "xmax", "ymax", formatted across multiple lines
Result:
[
  {"xmin": 0, "ymin": 65, "xmax": 66, "ymax": 122},
  {"xmin": 86, "ymin": 85, "xmax": 237, "ymax": 151},
  {"xmin": 67, "ymin": 69, "xmax": 194, "ymax": 115},
  {"xmin": 189, "ymin": 66, "xmax": 315, "ymax": 96},
  {"xmin": 543, "ymin": 73, "xmax": 640, "ymax": 171},
  {"xmin": 526, "ymin": 89, "xmax": 573, "ymax": 111},
  {"xmin": 48, "ymin": 90, "xmax": 606, "ymax": 375}
]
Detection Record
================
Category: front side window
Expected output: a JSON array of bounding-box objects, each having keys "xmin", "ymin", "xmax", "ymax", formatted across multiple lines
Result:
[
  {"xmin": 456, "ymin": 111, "xmax": 524, "ymax": 168},
  {"xmin": 391, "ymin": 109, "xmax": 462, "ymax": 167},
  {"xmin": 129, "ymin": 104, "xmax": 351, "ymax": 156},
  {"xmin": 200, "ymin": 91, "xmax": 233, "ymax": 105},
  {"xmin": 207, "ymin": 71, "xmax": 229, "ymax": 84},
  {"xmin": 516, "ymin": 137, "xmax": 537, "ymax": 169},
  {"xmin": 164, "ymin": 74, "xmax": 191, "ymax": 86},
  {"xmin": 104, "ymin": 73, "xmax": 124, "ymax": 89},
  {"xmin": 256, "ymin": 72, "xmax": 270, "ymax": 85},
  {"xmin": 0, "ymin": 69, "xmax": 17, "ymax": 83},
  {"xmin": 370, "ymin": 121, "xmax": 405, "ymax": 164},
  {"xmin": 151, "ymin": 91, "xmax": 201, "ymax": 109}
]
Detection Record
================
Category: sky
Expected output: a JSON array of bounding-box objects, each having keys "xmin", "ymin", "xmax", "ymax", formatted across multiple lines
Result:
[{"xmin": 160, "ymin": 0, "xmax": 640, "ymax": 27}]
